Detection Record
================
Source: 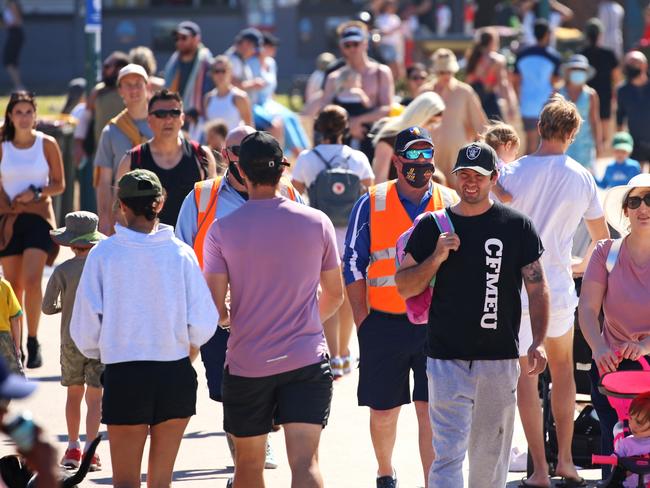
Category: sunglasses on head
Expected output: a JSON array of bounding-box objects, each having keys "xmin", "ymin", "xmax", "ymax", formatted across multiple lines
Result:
[
  {"xmin": 149, "ymin": 108, "xmax": 182, "ymax": 119},
  {"xmin": 227, "ymin": 145, "xmax": 240, "ymax": 156},
  {"xmin": 399, "ymin": 148, "xmax": 434, "ymax": 160},
  {"xmin": 342, "ymin": 41, "xmax": 360, "ymax": 49},
  {"xmin": 627, "ymin": 194, "xmax": 650, "ymax": 209}
]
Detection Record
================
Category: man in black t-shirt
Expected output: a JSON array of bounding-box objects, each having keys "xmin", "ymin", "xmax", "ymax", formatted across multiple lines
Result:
[{"xmin": 395, "ymin": 142, "xmax": 550, "ymax": 488}]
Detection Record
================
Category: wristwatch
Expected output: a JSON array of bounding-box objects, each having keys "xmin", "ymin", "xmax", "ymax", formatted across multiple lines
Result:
[{"xmin": 29, "ymin": 185, "xmax": 42, "ymax": 201}]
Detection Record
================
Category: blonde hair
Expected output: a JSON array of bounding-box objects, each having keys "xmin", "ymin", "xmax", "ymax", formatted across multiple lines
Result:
[
  {"xmin": 538, "ymin": 93, "xmax": 582, "ymax": 142},
  {"xmin": 483, "ymin": 122, "xmax": 520, "ymax": 151},
  {"xmin": 373, "ymin": 91, "xmax": 445, "ymax": 145},
  {"xmin": 211, "ymin": 55, "xmax": 232, "ymax": 70},
  {"xmin": 337, "ymin": 20, "xmax": 368, "ymax": 38}
]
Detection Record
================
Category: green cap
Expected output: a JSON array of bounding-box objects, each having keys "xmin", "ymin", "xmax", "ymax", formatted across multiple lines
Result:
[
  {"xmin": 612, "ymin": 132, "xmax": 634, "ymax": 153},
  {"xmin": 117, "ymin": 169, "xmax": 163, "ymax": 199}
]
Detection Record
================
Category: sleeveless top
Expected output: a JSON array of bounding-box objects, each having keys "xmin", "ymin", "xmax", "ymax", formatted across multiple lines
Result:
[
  {"xmin": 561, "ymin": 86, "xmax": 595, "ymax": 169},
  {"xmin": 0, "ymin": 131, "xmax": 49, "ymax": 201},
  {"xmin": 205, "ymin": 90, "xmax": 243, "ymax": 130},
  {"xmin": 133, "ymin": 139, "xmax": 203, "ymax": 226}
]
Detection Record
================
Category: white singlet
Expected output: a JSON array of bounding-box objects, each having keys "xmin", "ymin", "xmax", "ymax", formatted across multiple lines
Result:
[
  {"xmin": 1, "ymin": 131, "xmax": 49, "ymax": 201},
  {"xmin": 205, "ymin": 90, "xmax": 243, "ymax": 131}
]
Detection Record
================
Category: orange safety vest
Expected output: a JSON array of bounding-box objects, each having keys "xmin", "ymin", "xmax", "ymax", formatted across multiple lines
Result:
[
  {"xmin": 193, "ymin": 175, "xmax": 298, "ymax": 268},
  {"xmin": 367, "ymin": 180, "xmax": 445, "ymax": 314}
]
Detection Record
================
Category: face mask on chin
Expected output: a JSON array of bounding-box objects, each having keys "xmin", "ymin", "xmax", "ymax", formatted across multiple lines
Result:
[
  {"xmin": 227, "ymin": 158, "xmax": 245, "ymax": 186},
  {"xmin": 401, "ymin": 162, "xmax": 434, "ymax": 188}
]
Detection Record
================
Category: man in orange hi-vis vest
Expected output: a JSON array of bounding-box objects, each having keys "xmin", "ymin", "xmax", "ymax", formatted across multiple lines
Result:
[
  {"xmin": 174, "ymin": 125, "xmax": 301, "ymax": 474},
  {"xmin": 343, "ymin": 126, "xmax": 458, "ymax": 488}
]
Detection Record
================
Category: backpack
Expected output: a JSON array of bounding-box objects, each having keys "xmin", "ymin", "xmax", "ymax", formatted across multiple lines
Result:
[
  {"xmin": 395, "ymin": 209, "xmax": 455, "ymax": 325},
  {"xmin": 130, "ymin": 139, "xmax": 209, "ymax": 180},
  {"xmin": 307, "ymin": 147, "xmax": 362, "ymax": 227}
]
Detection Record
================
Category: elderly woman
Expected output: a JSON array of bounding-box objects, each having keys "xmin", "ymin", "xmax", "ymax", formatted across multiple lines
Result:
[
  {"xmin": 579, "ymin": 173, "xmax": 650, "ymax": 477},
  {"xmin": 371, "ymin": 91, "xmax": 445, "ymax": 183},
  {"xmin": 420, "ymin": 48, "xmax": 487, "ymax": 185}
]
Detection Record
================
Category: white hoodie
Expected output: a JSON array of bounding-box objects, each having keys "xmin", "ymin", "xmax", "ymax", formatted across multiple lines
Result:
[{"xmin": 70, "ymin": 223, "xmax": 218, "ymax": 364}]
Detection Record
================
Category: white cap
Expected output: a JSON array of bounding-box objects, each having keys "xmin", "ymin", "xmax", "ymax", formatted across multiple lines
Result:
[{"xmin": 117, "ymin": 63, "xmax": 149, "ymax": 84}]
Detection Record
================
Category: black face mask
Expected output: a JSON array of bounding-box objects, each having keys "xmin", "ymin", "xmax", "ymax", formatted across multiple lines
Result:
[
  {"xmin": 401, "ymin": 163, "xmax": 434, "ymax": 188},
  {"xmin": 624, "ymin": 65, "xmax": 642, "ymax": 80},
  {"xmin": 103, "ymin": 74, "xmax": 118, "ymax": 87}
]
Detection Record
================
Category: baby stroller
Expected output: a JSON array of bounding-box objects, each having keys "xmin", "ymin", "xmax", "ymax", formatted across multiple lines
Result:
[{"xmin": 592, "ymin": 356, "xmax": 650, "ymax": 487}]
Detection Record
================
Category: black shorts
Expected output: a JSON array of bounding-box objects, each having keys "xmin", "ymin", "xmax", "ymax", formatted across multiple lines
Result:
[
  {"xmin": 631, "ymin": 139, "xmax": 650, "ymax": 163},
  {"xmin": 222, "ymin": 359, "xmax": 333, "ymax": 437},
  {"xmin": 200, "ymin": 326, "xmax": 229, "ymax": 402},
  {"xmin": 0, "ymin": 213, "xmax": 53, "ymax": 258},
  {"xmin": 101, "ymin": 357, "xmax": 197, "ymax": 425},
  {"xmin": 357, "ymin": 310, "xmax": 428, "ymax": 410},
  {"xmin": 3, "ymin": 27, "xmax": 23, "ymax": 67}
]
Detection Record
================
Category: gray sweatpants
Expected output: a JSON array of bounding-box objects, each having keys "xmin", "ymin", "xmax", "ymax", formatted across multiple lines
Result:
[{"xmin": 426, "ymin": 358, "xmax": 520, "ymax": 488}]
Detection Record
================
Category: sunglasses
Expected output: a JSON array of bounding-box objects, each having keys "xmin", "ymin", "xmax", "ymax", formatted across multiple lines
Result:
[
  {"xmin": 342, "ymin": 41, "xmax": 360, "ymax": 49},
  {"xmin": 175, "ymin": 35, "xmax": 189, "ymax": 42},
  {"xmin": 399, "ymin": 148, "xmax": 434, "ymax": 160},
  {"xmin": 149, "ymin": 108, "xmax": 182, "ymax": 119},
  {"xmin": 626, "ymin": 194, "xmax": 650, "ymax": 209},
  {"xmin": 409, "ymin": 76, "xmax": 426, "ymax": 81},
  {"xmin": 212, "ymin": 69, "xmax": 226, "ymax": 74},
  {"xmin": 227, "ymin": 145, "xmax": 240, "ymax": 156}
]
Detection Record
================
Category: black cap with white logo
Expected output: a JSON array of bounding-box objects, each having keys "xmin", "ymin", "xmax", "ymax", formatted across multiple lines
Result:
[{"xmin": 452, "ymin": 142, "xmax": 498, "ymax": 176}]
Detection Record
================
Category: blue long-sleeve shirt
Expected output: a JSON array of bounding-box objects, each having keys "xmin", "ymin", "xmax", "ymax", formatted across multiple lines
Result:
[
  {"xmin": 343, "ymin": 187, "xmax": 435, "ymax": 285},
  {"xmin": 598, "ymin": 158, "xmax": 641, "ymax": 189}
]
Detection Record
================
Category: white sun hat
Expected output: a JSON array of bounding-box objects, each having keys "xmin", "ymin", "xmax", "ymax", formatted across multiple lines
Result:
[{"xmin": 603, "ymin": 173, "xmax": 650, "ymax": 235}]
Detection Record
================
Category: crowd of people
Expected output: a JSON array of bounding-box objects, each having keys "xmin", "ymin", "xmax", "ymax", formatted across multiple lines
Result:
[{"xmin": 0, "ymin": 1, "xmax": 648, "ymax": 488}]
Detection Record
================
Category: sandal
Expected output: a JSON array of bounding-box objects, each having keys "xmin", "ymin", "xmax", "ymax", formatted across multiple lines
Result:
[
  {"xmin": 555, "ymin": 476, "xmax": 587, "ymax": 488},
  {"xmin": 519, "ymin": 477, "xmax": 551, "ymax": 488}
]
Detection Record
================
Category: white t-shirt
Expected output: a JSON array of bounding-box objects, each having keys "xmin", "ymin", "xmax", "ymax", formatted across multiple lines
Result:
[
  {"xmin": 499, "ymin": 153, "xmax": 603, "ymax": 311},
  {"xmin": 376, "ymin": 13, "xmax": 402, "ymax": 47},
  {"xmin": 292, "ymin": 144, "xmax": 374, "ymax": 191}
]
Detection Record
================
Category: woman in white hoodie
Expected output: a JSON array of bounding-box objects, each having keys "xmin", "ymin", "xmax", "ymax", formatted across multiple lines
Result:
[{"xmin": 70, "ymin": 169, "xmax": 218, "ymax": 488}]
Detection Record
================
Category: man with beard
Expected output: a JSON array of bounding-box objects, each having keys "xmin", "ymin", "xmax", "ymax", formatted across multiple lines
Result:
[
  {"xmin": 396, "ymin": 141, "xmax": 549, "ymax": 488},
  {"xmin": 343, "ymin": 126, "xmax": 457, "ymax": 488},
  {"xmin": 164, "ymin": 21, "xmax": 213, "ymax": 115},
  {"xmin": 617, "ymin": 50, "xmax": 650, "ymax": 172},
  {"xmin": 94, "ymin": 64, "xmax": 153, "ymax": 235}
]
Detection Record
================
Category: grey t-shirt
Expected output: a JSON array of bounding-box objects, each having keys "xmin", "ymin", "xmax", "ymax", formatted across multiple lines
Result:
[{"xmin": 93, "ymin": 118, "xmax": 152, "ymax": 179}]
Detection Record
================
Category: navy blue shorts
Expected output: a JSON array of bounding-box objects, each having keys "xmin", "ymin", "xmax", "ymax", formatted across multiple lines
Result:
[
  {"xmin": 200, "ymin": 326, "xmax": 229, "ymax": 402},
  {"xmin": 357, "ymin": 310, "xmax": 428, "ymax": 410}
]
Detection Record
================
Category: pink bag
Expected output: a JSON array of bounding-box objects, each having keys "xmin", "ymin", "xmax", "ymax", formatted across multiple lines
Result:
[{"xmin": 395, "ymin": 209, "xmax": 454, "ymax": 325}]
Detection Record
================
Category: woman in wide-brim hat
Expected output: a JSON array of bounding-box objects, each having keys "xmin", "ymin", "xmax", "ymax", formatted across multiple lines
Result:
[
  {"xmin": 578, "ymin": 173, "xmax": 650, "ymax": 476},
  {"xmin": 559, "ymin": 54, "xmax": 602, "ymax": 173}
]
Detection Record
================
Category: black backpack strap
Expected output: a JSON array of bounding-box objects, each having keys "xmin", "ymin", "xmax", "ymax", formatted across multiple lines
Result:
[
  {"xmin": 312, "ymin": 147, "xmax": 334, "ymax": 170},
  {"xmin": 189, "ymin": 139, "xmax": 209, "ymax": 180},
  {"xmin": 130, "ymin": 144, "xmax": 143, "ymax": 169}
]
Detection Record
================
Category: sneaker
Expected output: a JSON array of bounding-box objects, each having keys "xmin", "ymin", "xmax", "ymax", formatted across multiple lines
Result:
[
  {"xmin": 26, "ymin": 337, "xmax": 42, "ymax": 369},
  {"xmin": 376, "ymin": 474, "xmax": 398, "ymax": 488},
  {"xmin": 89, "ymin": 454, "xmax": 101, "ymax": 471},
  {"xmin": 61, "ymin": 447, "xmax": 81, "ymax": 469},
  {"xmin": 226, "ymin": 478, "xmax": 233, "ymax": 488},
  {"xmin": 264, "ymin": 439, "xmax": 278, "ymax": 469},
  {"xmin": 330, "ymin": 357, "xmax": 344, "ymax": 379}
]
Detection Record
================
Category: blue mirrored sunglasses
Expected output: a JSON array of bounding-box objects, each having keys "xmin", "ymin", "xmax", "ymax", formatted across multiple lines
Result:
[{"xmin": 399, "ymin": 148, "xmax": 433, "ymax": 160}]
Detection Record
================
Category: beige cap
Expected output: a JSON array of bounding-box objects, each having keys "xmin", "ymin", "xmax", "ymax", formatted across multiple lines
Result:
[
  {"xmin": 431, "ymin": 48, "xmax": 459, "ymax": 74},
  {"xmin": 117, "ymin": 63, "xmax": 149, "ymax": 84}
]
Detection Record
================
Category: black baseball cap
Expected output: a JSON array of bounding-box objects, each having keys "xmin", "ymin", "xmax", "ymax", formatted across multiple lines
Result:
[
  {"xmin": 452, "ymin": 142, "xmax": 498, "ymax": 176},
  {"xmin": 394, "ymin": 126, "xmax": 434, "ymax": 153},
  {"xmin": 174, "ymin": 21, "xmax": 201, "ymax": 37},
  {"xmin": 238, "ymin": 131, "xmax": 289, "ymax": 170}
]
